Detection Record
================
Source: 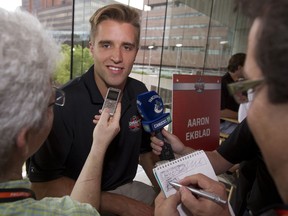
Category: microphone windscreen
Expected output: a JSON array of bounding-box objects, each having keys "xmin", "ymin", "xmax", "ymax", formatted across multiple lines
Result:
[{"xmin": 137, "ymin": 91, "xmax": 164, "ymax": 121}]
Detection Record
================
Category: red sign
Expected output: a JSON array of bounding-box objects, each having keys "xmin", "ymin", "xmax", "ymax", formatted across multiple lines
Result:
[{"xmin": 172, "ymin": 74, "xmax": 221, "ymax": 151}]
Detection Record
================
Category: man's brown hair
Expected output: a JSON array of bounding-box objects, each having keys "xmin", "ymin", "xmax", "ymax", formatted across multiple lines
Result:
[{"xmin": 89, "ymin": 4, "xmax": 141, "ymax": 48}]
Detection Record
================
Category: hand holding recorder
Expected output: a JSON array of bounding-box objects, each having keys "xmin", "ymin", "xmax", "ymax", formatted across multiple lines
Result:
[{"xmin": 102, "ymin": 87, "xmax": 121, "ymax": 116}]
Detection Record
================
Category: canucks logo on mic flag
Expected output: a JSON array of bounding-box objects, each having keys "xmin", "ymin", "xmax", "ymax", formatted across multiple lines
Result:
[
  {"xmin": 136, "ymin": 91, "xmax": 172, "ymax": 133},
  {"xmin": 154, "ymin": 100, "xmax": 163, "ymax": 114},
  {"xmin": 137, "ymin": 91, "xmax": 175, "ymax": 161}
]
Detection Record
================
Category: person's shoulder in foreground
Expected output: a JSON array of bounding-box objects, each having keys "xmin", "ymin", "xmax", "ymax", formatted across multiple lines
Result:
[
  {"xmin": 0, "ymin": 7, "xmax": 121, "ymax": 215},
  {"xmin": 0, "ymin": 8, "xmax": 94, "ymax": 215},
  {"xmin": 0, "ymin": 179, "xmax": 98, "ymax": 216},
  {"xmin": 155, "ymin": 0, "xmax": 288, "ymax": 215}
]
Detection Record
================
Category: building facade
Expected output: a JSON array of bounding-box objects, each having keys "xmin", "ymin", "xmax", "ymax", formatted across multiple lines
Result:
[{"xmin": 21, "ymin": 0, "xmax": 250, "ymax": 103}]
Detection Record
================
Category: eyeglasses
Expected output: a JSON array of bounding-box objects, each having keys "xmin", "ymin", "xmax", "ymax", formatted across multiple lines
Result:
[
  {"xmin": 228, "ymin": 78, "xmax": 264, "ymax": 104},
  {"xmin": 48, "ymin": 87, "xmax": 65, "ymax": 107}
]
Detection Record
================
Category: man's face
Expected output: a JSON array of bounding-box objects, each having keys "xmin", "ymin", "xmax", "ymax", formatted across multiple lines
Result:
[
  {"xmin": 245, "ymin": 19, "xmax": 276, "ymax": 170},
  {"xmin": 246, "ymin": 20, "xmax": 272, "ymax": 158},
  {"xmin": 90, "ymin": 20, "xmax": 138, "ymax": 92},
  {"xmin": 246, "ymin": 19, "xmax": 288, "ymax": 200}
]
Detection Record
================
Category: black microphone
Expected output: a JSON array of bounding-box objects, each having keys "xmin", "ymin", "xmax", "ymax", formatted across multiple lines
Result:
[{"xmin": 137, "ymin": 91, "xmax": 175, "ymax": 161}]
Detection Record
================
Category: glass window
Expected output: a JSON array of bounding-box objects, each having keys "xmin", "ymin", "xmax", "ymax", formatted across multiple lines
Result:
[{"xmin": 22, "ymin": 0, "xmax": 250, "ymax": 104}]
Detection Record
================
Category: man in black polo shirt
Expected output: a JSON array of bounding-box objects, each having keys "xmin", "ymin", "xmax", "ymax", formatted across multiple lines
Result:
[
  {"xmin": 217, "ymin": 119, "xmax": 282, "ymax": 215},
  {"xmin": 28, "ymin": 4, "xmax": 158, "ymax": 216},
  {"xmin": 221, "ymin": 53, "xmax": 246, "ymax": 118},
  {"xmin": 220, "ymin": 53, "xmax": 246, "ymax": 134}
]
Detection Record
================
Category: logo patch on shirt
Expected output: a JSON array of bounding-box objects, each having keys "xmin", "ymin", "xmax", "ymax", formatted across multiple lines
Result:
[{"xmin": 129, "ymin": 115, "xmax": 142, "ymax": 132}]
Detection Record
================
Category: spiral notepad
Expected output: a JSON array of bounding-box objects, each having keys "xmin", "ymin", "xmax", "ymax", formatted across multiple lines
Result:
[{"xmin": 153, "ymin": 150, "xmax": 218, "ymax": 216}]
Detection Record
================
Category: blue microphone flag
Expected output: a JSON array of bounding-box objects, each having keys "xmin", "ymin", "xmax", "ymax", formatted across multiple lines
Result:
[
  {"xmin": 137, "ymin": 91, "xmax": 175, "ymax": 160},
  {"xmin": 137, "ymin": 91, "xmax": 171, "ymax": 133}
]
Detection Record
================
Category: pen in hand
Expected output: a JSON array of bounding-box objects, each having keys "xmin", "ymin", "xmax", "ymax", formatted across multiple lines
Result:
[{"xmin": 169, "ymin": 182, "xmax": 227, "ymax": 205}]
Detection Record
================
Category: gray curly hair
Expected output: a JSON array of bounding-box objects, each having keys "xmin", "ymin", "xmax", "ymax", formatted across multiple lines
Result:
[{"xmin": 0, "ymin": 8, "xmax": 60, "ymax": 170}]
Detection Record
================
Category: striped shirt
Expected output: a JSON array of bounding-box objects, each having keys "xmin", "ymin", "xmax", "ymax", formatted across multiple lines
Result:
[{"xmin": 0, "ymin": 179, "xmax": 100, "ymax": 216}]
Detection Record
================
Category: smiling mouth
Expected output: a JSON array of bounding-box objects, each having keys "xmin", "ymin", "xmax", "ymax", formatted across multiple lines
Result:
[{"xmin": 108, "ymin": 66, "xmax": 123, "ymax": 71}]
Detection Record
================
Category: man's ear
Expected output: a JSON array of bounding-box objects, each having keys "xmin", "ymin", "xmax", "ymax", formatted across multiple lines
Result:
[
  {"xmin": 16, "ymin": 128, "xmax": 29, "ymax": 155},
  {"xmin": 133, "ymin": 48, "xmax": 139, "ymax": 62},
  {"xmin": 89, "ymin": 41, "xmax": 94, "ymax": 54},
  {"xmin": 237, "ymin": 65, "xmax": 243, "ymax": 71}
]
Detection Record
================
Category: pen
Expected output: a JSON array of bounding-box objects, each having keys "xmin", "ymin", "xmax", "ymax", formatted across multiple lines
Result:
[{"xmin": 169, "ymin": 182, "xmax": 227, "ymax": 205}]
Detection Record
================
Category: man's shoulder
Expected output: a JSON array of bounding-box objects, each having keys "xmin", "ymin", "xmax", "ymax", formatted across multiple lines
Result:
[
  {"xmin": 126, "ymin": 77, "xmax": 147, "ymax": 92},
  {"xmin": 124, "ymin": 77, "xmax": 148, "ymax": 101},
  {"xmin": 61, "ymin": 75, "xmax": 89, "ymax": 97},
  {"xmin": 0, "ymin": 196, "xmax": 99, "ymax": 216},
  {"xmin": 61, "ymin": 66, "xmax": 94, "ymax": 92},
  {"xmin": 221, "ymin": 73, "xmax": 233, "ymax": 83}
]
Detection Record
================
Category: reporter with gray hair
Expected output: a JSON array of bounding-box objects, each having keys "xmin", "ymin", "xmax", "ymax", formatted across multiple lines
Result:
[{"xmin": 0, "ymin": 8, "xmax": 121, "ymax": 215}]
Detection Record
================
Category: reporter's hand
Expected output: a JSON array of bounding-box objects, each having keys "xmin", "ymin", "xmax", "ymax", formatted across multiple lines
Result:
[
  {"xmin": 155, "ymin": 191, "xmax": 181, "ymax": 216},
  {"xmin": 179, "ymin": 174, "xmax": 231, "ymax": 216},
  {"xmin": 92, "ymin": 103, "xmax": 121, "ymax": 153},
  {"xmin": 150, "ymin": 128, "xmax": 187, "ymax": 156}
]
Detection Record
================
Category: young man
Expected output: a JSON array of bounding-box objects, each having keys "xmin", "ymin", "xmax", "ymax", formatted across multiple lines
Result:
[
  {"xmin": 154, "ymin": 0, "xmax": 288, "ymax": 215},
  {"xmin": 28, "ymin": 4, "xmax": 157, "ymax": 215},
  {"xmin": 220, "ymin": 53, "xmax": 246, "ymax": 135},
  {"xmin": 221, "ymin": 53, "xmax": 246, "ymax": 120},
  {"xmin": 0, "ymin": 8, "xmax": 120, "ymax": 215}
]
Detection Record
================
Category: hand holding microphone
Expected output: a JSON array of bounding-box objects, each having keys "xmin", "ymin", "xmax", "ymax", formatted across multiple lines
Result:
[{"xmin": 137, "ymin": 91, "xmax": 175, "ymax": 161}]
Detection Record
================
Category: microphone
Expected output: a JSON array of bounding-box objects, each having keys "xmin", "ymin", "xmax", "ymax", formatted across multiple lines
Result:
[{"xmin": 137, "ymin": 91, "xmax": 175, "ymax": 161}]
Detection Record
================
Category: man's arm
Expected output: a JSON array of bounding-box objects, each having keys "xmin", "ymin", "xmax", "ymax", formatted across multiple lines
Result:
[
  {"xmin": 100, "ymin": 192, "xmax": 154, "ymax": 216},
  {"xmin": 221, "ymin": 109, "xmax": 238, "ymax": 119},
  {"xmin": 139, "ymin": 151, "xmax": 160, "ymax": 192},
  {"xmin": 69, "ymin": 105, "xmax": 121, "ymax": 209},
  {"xmin": 205, "ymin": 150, "xmax": 234, "ymax": 175},
  {"xmin": 32, "ymin": 175, "xmax": 155, "ymax": 215}
]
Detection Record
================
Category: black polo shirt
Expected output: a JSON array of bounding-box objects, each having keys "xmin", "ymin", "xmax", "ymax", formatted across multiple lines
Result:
[
  {"xmin": 217, "ymin": 119, "xmax": 282, "ymax": 215},
  {"xmin": 28, "ymin": 65, "xmax": 152, "ymax": 191}
]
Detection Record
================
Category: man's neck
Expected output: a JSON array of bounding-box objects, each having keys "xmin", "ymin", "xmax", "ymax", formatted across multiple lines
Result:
[
  {"xmin": 0, "ymin": 156, "xmax": 24, "ymax": 183},
  {"xmin": 228, "ymin": 72, "xmax": 239, "ymax": 82},
  {"xmin": 0, "ymin": 171, "xmax": 23, "ymax": 183}
]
